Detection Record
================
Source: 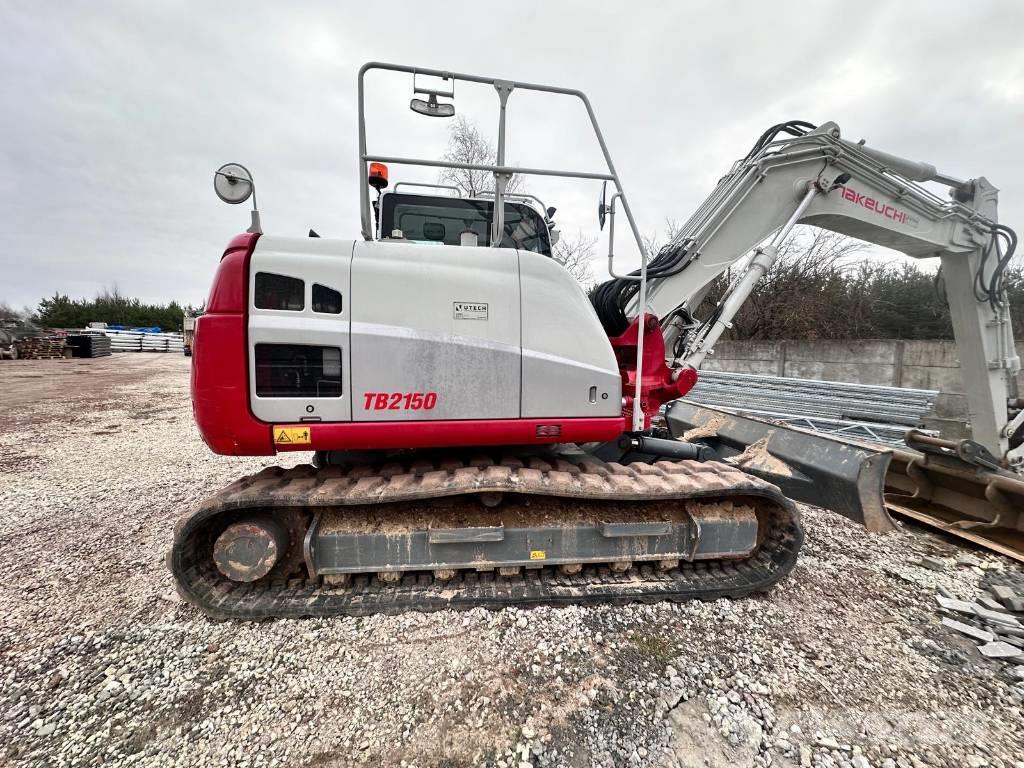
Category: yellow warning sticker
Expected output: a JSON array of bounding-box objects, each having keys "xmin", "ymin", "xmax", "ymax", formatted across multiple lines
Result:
[
  {"xmin": 529, "ymin": 550, "xmax": 547, "ymax": 561},
  {"xmin": 274, "ymin": 426, "xmax": 312, "ymax": 446}
]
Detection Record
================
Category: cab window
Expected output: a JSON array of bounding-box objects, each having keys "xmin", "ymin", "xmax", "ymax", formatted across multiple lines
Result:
[{"xmin": 379, "ymin": 193, "xmax": 551, "ymax": 256}]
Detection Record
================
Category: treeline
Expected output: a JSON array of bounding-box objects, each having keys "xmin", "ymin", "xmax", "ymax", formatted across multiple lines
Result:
[
  {"xmin": 33, "ymin": 291, "xmax": 199, "ymax": 331},
  {"xmin": 14, "ymin": 232, "xmax": 1024, "ymax": 340},
  {"xmin": 694, "ymin": 230, "xmax": 1024, "ymax": 340}
]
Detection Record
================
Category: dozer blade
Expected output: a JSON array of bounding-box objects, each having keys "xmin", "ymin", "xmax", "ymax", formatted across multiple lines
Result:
[
  {"xmin": 884, "ymin": 431, "xmax": 1024, "ymax": 563},
  {"xmin": 665, "ymin": 401, "xmax": 896, "ymax": 532}
]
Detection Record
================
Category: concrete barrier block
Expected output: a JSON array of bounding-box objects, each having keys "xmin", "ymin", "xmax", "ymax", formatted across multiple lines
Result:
[
  {"xmin": 785, "ymin": 340, "xmax": 897, "ymax": 365},
  {"xmin": 901, "ymin": 341, "xmax": 960, "ymax": 368},
  {"xmin": 902, "ymin": 365, "xmax": 967, "ymax": 393},
  {"xmin": 710, "ymin": 341, "xmax": 783, "ymax": 361},
  {"xmin": 921, "ymin": 416, "xmax": 971, "ymax": 441},
  {"xmin": 702, "ymin": 358, "xmax": 780, "ymax": 376},
  {"xmin": 783, "ymin": 361, "xmax": 895, "ymax": 385},
  {"xmin": 931, "ymin": 392, "xmax": 969, "ymax": 419}
]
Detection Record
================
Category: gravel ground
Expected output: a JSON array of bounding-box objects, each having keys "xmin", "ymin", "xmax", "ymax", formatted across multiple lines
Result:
[{"xmin": 1, "ymin": 354, "xmax": 1023, "ymax": 768}]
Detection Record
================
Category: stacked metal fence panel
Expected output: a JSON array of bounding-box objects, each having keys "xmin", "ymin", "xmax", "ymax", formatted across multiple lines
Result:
[
  {"xmin": 165, "ymin": 333, "xmax": 185, "ymax": 353},
  {"xmin": 66, "ymin": 334, "xmax": 112, "ymax": 358},
  {"xmin": 104, "ymin": 329, "xmax": 144, "ymax": 352},
  {"xmin": 93, "ymin": 329, "xmax": 185, "ymax": 353},
  {"xmin": 684, "ymin": 370, "xmax": 938, "ymax": 446},
  {"xmin": 140, "ymin": 333, "xmax": 185, "ymax": 352}
]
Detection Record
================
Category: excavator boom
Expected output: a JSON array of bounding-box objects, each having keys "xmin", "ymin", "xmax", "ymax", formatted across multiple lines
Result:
[{"xmin": 593, "ymin": 120, "xmax": 1020, "ymax": 462}]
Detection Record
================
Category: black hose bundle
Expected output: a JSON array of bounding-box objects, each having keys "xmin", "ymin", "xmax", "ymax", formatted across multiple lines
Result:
[
  {"xmin": 974, "ymin": 223, "xmax": 1018, "ymax": 310},
  {"xmin": 741, "ymin": 120, "xmax": 818, "ymax": 163},
  {"xmin": 590, "ymin": 240, "xmax": 698, "ymax": 336},
  {"xmin": 590, "ymin": 121, "xmax": 818, "ymax": 336}
]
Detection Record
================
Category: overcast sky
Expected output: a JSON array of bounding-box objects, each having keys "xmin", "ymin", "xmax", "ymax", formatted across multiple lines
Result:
[{"xmin": 2, "ymin": 1, "xmax": 1023, "ymax": 310}]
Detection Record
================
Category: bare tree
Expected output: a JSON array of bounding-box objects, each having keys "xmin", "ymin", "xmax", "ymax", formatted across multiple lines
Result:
[
  {"xmin": 0, "ymin": 301, "xmax": 25, "ymax": 320},
  {"xmin": 641, "ymin": 218, "xmax": 684, "ymax": 257},
  {"xmin": 696, "ymin": 226, "xmax": 868, "ymax": 340},
  {"xmin": 552, "ymin": 231, "xmax": 598, "ymax": 286},
  {"xmin": 438, "ymin": 117, "xmax": 597, "ymax": 286},
  {"xmin": 439, "ymin": 117, "xmax": 522, "ymax": 196}
]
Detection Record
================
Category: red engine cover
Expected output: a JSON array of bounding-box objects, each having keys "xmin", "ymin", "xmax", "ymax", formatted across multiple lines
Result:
[{"xmin": 191, "ymin": 233, "xmax": 274, "ymax": 455}]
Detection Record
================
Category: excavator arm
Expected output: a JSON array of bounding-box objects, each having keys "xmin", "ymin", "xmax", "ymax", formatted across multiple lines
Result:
[
  {"xmin": 594, "ymin": 120, "xmax": 1024, "ymax": 556},
  {"xmin": 594, "ymin": 120, "xmax": 1021, "ymax": 465}
]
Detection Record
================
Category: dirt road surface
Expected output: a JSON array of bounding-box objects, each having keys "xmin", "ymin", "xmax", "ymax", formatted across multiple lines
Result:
[{"xmin": 1, "ymin": 355, "xmax": 1022, "ymax": 768}]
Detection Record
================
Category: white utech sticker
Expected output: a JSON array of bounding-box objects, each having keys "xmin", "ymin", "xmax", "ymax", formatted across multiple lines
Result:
[{"xmin": 453, "ymin": 302, "xmax": 488, "ymax": 320}]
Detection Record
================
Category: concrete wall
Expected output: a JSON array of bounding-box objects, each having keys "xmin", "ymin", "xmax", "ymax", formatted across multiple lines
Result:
[{"xmin": 702, "ymin": 339, "xmax": 1024, "ymax": 440}]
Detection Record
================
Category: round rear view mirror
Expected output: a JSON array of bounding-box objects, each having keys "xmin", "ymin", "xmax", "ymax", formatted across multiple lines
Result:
[{"xmin": 214, "ymin": 163, "xmax": 254, "ymax": 205}]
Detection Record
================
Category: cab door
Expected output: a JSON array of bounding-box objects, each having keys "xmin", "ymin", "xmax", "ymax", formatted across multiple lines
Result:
[{"xmin": 349, "ymin": 240, "xmax": 521, "ymax": 421}]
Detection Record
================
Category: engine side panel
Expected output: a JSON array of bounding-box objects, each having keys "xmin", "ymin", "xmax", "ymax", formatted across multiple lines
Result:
[
  {"xmin": 519, "ymin": 251, "xmax": 622, "ymax": 418},
  {"xmin": 247, "ymin": 237, "xmax": 354, "ymax": 424},
  {"xmin": 349, "ymin": 241, "xmax": 521, "ymax": 421}
]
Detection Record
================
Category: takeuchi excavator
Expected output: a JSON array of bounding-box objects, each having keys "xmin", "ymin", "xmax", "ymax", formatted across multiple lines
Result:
[{"xmin": 172, "ymin": 62, "xmax": 1024, "ymax": 619}]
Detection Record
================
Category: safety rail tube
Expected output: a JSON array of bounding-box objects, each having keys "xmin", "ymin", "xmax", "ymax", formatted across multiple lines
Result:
[
  {"xmin": 392, "ymin": 182, "xmax": 462, "ymax": 195},
  {"xmin": 362, "ymin": 155, "xmax": 615, "ymax": 182},
  {"xmin": 356, "ymin": 62, "xmax": 649, "ymax": 263},
  {"xmin": 479, "ymin": 190, "xmax": 551, "ymax": 217},
  {"xmin": 632, "ymin": 215, "xmax": 651, "ymax": 432},
  {"xmin": 605, "ymin": 194, "xmax": 640, "ymax": 281},
  {"xmin": 601, "ymin": 192, "xmax": 651, "ymax": 431},
  {"xmin": 603, "ymin": 193, "xmax": 650, "ymax": 431},
  {"xmin": 492, "ymin": 82, "xmax": 510, "ymax": 247}
]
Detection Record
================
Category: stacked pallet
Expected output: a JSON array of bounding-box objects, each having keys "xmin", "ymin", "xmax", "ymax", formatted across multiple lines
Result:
[
  {"xmin": 13, "ymin": 336, "xmax": 67, "ymax": 360},
  {"xmin": 66, "ymin": 334, "xmax": 112, "ymax": 358}
]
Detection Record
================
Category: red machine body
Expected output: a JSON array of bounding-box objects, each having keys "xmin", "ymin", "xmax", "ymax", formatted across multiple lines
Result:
[{"xmin": 609, "ymin": 314, "xmax": 699, "ymax": 430}]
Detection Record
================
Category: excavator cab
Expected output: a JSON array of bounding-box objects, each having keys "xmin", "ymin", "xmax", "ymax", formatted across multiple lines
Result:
[{"xmin": 377, "ymin": 189, "xmax": 555, "ymax": 256}]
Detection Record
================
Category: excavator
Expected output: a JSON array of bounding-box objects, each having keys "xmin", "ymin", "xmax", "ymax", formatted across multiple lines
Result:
[{"xmin": 171, "ymin": 62, "xmax": 1024, "ymax": 619}]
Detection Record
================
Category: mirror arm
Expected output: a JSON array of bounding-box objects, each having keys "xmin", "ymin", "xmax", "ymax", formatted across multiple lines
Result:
[
  {"xmin": 606, "ymin": 193, "xmax": 639, "ymax": 281},
  {"xmin": 247, "ymin": 204, "xmax": 262, "ymax": 234},
  {"xmin": 245, "ymin": 181, "xmax": 260, "ymax": 234}
]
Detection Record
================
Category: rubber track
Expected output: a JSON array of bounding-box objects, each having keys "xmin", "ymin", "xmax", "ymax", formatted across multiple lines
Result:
[{"xmin": 169, "ymin": 456, "xmax": 803, "ymax": 620}]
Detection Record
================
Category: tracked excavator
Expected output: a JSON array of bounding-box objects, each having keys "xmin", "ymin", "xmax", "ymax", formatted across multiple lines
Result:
[{"xmin": 172, "ymin": 62, "xmax": 1024, "ymax": 619}]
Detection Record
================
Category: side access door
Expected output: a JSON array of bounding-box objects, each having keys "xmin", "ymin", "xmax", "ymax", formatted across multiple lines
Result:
[
  {"xmin": 350, "ymin": 240, "xmax": 521, "ymax": 421},
  {"xmin": 247, "ymin": 236, "xmax": 353, "ymax": 424}
]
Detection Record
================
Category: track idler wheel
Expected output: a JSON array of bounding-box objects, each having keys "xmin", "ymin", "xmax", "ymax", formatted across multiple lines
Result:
[{"xmin": 212, "ymin": 516, "xmax": 289, "ymax": 582}]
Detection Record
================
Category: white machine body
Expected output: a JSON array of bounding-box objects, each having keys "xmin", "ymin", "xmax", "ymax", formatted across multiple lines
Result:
[{"xmin": 246, "ymin": 237, "xmax": 622, "ymax": 425}]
